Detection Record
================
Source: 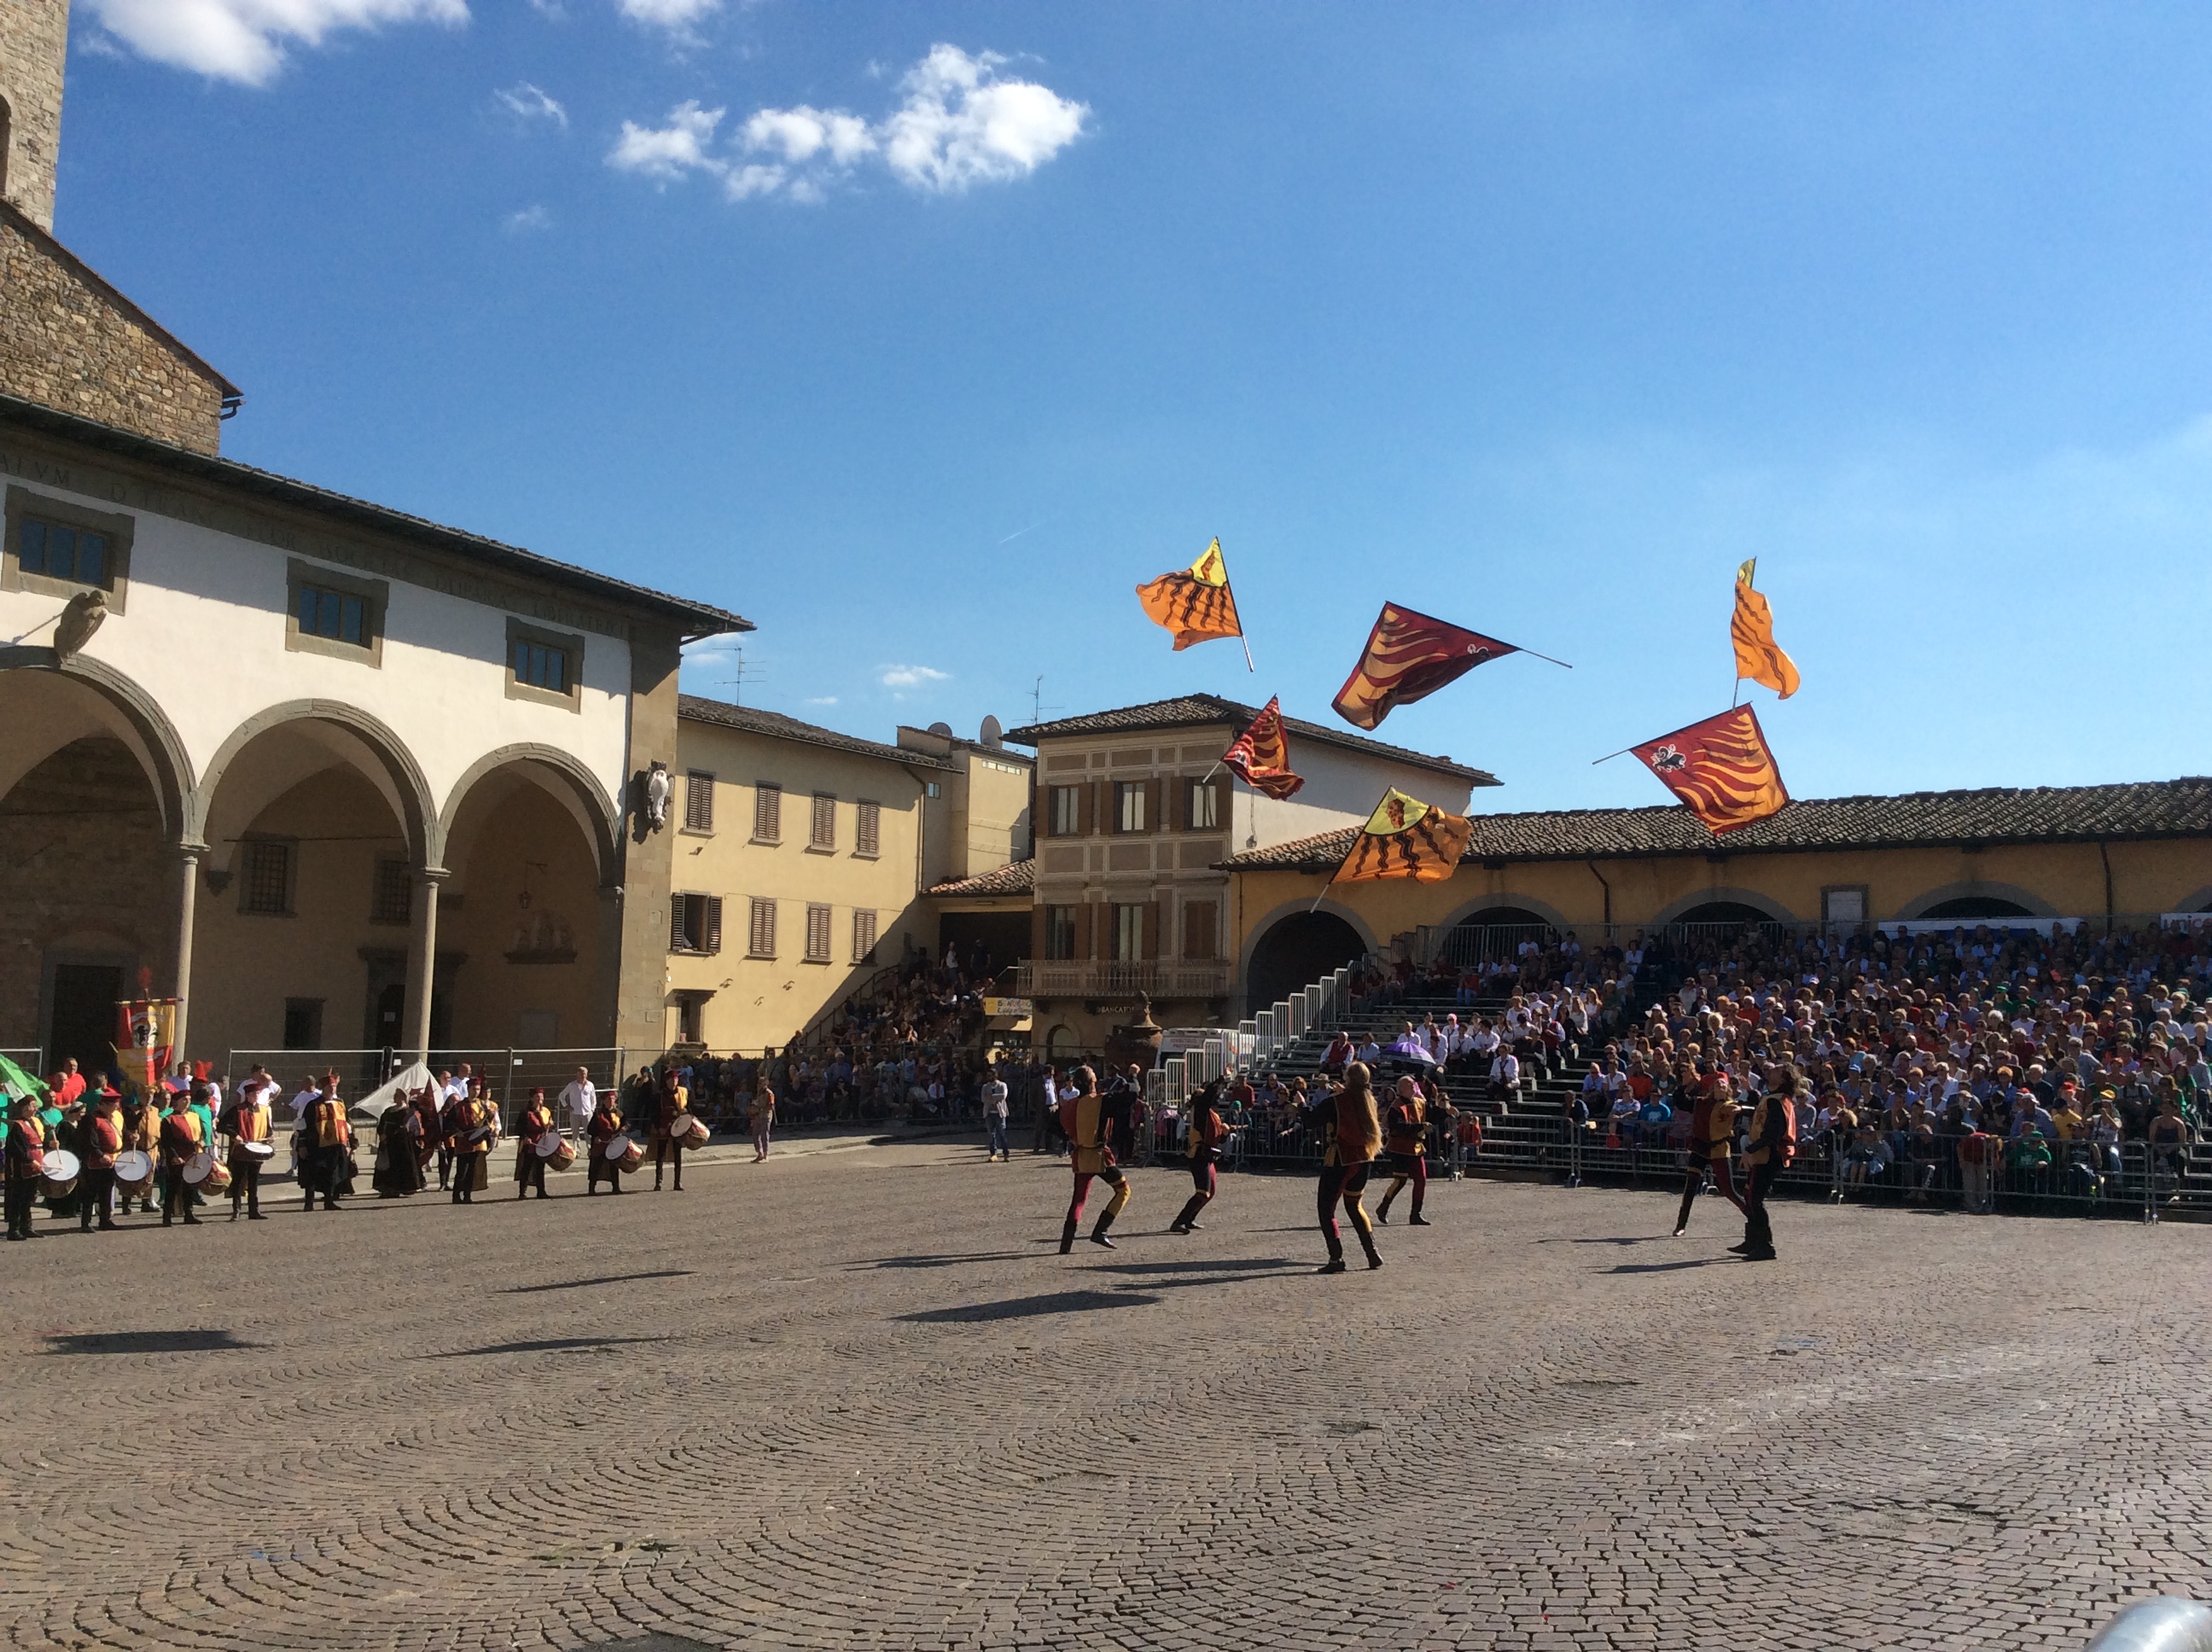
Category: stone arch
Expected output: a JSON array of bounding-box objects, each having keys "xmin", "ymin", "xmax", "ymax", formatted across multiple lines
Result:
[
  {"xmin": 1434, "ymin": 893, "xmax": 1575, "ymax": 934},
  {"xmin": 1893, "ymin": 881, "xmax": 2058, "ymax": 922},
  {"xmin": 1650, "ymin": 886, "xmax": 1797, "ymax": 925},
  {"xmin": 0, "ymin": 647, "xmax": 196, "ymax": 841},
  {"xmin": 1239, "ymin": 901, "xmax": 1377, "ymax": 1016},
  {"xmin": 439, "ymin": 743, "xmax": 621, "ymax": 885},
  {"xmin": 191, "ymin": 699, "xmax": 438, "ymax": 869}
]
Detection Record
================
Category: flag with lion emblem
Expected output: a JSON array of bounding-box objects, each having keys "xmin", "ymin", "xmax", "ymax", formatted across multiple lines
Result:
[
  {"xmin": 1333, "ymin": 788, "xmax": 1474, "ymax": 884},
  {"xmin": 1631, "ymin": 706, "xmax": 1789, "ymax": 835},
  {"xmin": 1135, "ymin": 538, "xmax": 1244, "ymax": 652}
]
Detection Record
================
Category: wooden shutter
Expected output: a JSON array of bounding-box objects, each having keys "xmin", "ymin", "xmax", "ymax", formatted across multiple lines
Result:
[
  {"xmin": 853, "ymin": 909, "xmax": 877, "ymax": 963},
  {"xmin": 685, "ymin": 771, "xmax": 714, "ymax": 832},
  {"xmin": 669, "ymin": 894, "xmax": 686, "ymax": 951},
  {"xmin": 1030, "ymin": 903, "xmax": 1046, "ymax": 961},
  {"xmin": 704, "ymin": 896, "xmax": 723, "ymax": 955},
  {"xmin": 750, "ymin": 898, "xmax": 776, "ymax": 957},
  {"xmin": 754, "ymin": 782, "xmax": 781, "ymax": 842},
  {"xmin": 1210, "ymin": 777, "xmax": 1231, "ymax": 832},
  {"xmin": 857, "ymin": 800, "xmax": 881, "ymax": 857},
  {"xmin": 1090, "ymin": 780, "xmax": 1106, "ymax": 835},
  {"xmin": 812, "ymin": 793, "xmax": 836, "ymax": 850},
  {"xmin": 1076, "ymin": 901, "xmax": 1095, "ymax": 960},
  {"xmin": 1143, "ymin": 900, "xmax": 1161, "ymax": 959},
  {"xmin": 1146, "ymin": 777, "xmax": 1164, "ymax": 834}
]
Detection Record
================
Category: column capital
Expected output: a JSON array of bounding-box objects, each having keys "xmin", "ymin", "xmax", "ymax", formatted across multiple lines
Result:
[
  {"xmin": 178, "ymin": 840, "xmax": 208, "ymax": 861},
  {"xmin": 415, "ymin": 864, "xmax": 452, "ymax": 883}
]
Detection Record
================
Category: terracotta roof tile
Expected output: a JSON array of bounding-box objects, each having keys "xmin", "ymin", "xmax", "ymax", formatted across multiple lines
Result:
[
  {"xmin": 1220, "ymin": 777, "xmax": 2212, "ymax": 871},
  {"xmin": 928, "ymin": 859, "xmax": 1036, "ymax": 897},
  {"xmin": 678, "ymin": 696, "xmax": 955, "ymax": 768},
  {"xmin": 1003, "ymin": 694, "xmax": 1497, "ymax": 785}
]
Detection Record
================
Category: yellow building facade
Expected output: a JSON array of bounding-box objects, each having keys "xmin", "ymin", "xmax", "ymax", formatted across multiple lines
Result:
[{"xmin": 1224, "ymin": 779, "xmax": 2212, "ymax": 1003}]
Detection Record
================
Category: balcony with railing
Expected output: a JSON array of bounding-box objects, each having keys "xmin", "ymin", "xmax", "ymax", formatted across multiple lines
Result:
[{"xmin": 1012, "ymin": 959, "xmax": 1233, "ymax": 1000}]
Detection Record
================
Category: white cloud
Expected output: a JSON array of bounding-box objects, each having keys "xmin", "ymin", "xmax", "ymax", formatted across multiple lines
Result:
[
  {"xmin": 619, "ymin": 0, "xmax": 719, "ymax": 29},
  {"xmin": 614, "ymin": 43, "xmax": 1085, "ymax": 205},
  {"xmin": 607, "ymin": 101, "xmax": 726, "ymax": 182},
  {"xmin": 804, "ymin": 695, "xmax": 839, "ymax": 707},
  {"xmin": 82, "ymin": 0, "xmax": 466, "ymax": 86},
  {"xmin": 496, "ymin": 81, "xmax": 567, "ymax": 129},
  {"xmin": 881, "ymin": 45, "xmax": 1087, "ymax": 194},
  {"xmin": 503, "ymin": 204, "xmax": 552, "ymax": 233},
  {"xmin": 879, "ymin": 665, "xmax": 951, "ymax": 689}
]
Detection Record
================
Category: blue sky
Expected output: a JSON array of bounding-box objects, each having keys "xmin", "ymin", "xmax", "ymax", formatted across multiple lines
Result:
[{"xmin": 57, "ymin": 2, "xmax": 2212, "ymax": 810}]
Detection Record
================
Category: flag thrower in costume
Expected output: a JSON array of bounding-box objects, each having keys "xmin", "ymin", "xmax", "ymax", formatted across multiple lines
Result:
[
  {"xmin": 1330, "ymin": 789, "xmax": 1475, "ymax": 887},
  {"xmin": 1330, "ymin": 602, "xmax": 1568, "ymax": 731},
  {"xmin": 1134, "ymin": 538, "xmax": 1252, "ymax": 666},
  {"xmin": 1628, "ymin": 706, "xmax": 1790, "ymax": 835},
  {"xmin": 1731, "ymin": 558, "xmax": 1799, "ymax": 701},
  {"xmin": 1220, "ymin": 696, "xmax": 1305, "ymax": 800}
]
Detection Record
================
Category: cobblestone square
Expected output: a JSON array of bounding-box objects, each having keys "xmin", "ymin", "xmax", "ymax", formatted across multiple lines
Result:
[{"xmin": 4, "ymin": 1142, "xmax": 2209, "ymax": 1651}]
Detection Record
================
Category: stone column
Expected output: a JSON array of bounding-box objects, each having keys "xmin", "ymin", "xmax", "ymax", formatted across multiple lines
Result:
[
  {"xmin": 404, "ymin": 867, "xmax": 448, "ymax": 1062},
  {"xmin": 171, "ymin": 845, "xmax": 201, "ymax": 1064}
]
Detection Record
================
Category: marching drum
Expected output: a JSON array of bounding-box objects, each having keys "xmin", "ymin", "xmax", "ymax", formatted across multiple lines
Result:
[
  {"xmin": 675, "ymin": 1113, "xmax": 712, "ymax": 1149},
  {"xmin": 534, "ymin": 1135, "xmax": 577, "ymax": 1172},
  {"xmin": 181, "ymin": 1150, "xmax": 215, "ymax": 1185},
  {"xmin": 114, "ymin": 1149, "xmax": 154, "ymax": 1195},
  {"xmin": 40, "ymin": 1148, "xmax": 80, "ymax": 1199},
  {"xmin": 607, "ymin": 1133, "xmax": 643, "ymax": 1173},
  {"xmin": 467, "ymin": 1124, "xmax": 497, "ymax": 1145},
  {"xmin": 240, "ymin": 1140, "xmax": 276, "ymax": 1160}
]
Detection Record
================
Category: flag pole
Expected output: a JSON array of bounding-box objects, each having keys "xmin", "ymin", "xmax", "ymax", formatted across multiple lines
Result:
[
  {"xmin": 1239, "ymin": 632, "xmax": 1254, "ymax": 672},
  {"xmin": 1516, "ymin": 647, "xmax": 1575, "ymax": 670},
  {"xmin": 1590, "ymin": 746, "xmax": 1639, "ymax": 766}
]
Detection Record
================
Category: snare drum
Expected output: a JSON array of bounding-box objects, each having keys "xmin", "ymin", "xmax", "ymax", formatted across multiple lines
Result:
[
  {"xmin": 607, "ymin": 1133, "xmax": 643, "ymax": 1173},
  {"xmin": 114, "ymin": 1149, "xmax": 154, "ymax": 1195},
  {"xmin": 677, "ymin": 1114, "xmax": 712, "ymax": 1149},
  {"xmin": 40, "ymin": 1148, "xmax": 80, "ymax": 1199},
  {"xmin": 202, "ymin": 1158, "xmax": 231, "ymax": 1192},
  {"xmin": 240, "ymin": 1140, "xmax": 276, "ymax": 1160},
  {"xmin": 181, "ymin": 1149, "xmax": 216, "ymax": 1186},
  {"xmin": 534, "ymin": 1134, "xmax": 578, "ymax": 1172}
]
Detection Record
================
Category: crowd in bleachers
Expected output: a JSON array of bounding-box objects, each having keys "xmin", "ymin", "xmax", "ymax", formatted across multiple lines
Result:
[{"xmin": 1566, "ymin": 918, "xmax": 2211, "ymax": 1207}]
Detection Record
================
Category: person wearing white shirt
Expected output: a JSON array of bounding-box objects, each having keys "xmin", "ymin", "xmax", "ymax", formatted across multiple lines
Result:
[
  {"xmin": 981, "ymin": 1073, "xmax": 1010, "ymax": 1160},
  {"xmin": 287, "ymin": 1078, "xmax": 323, "ymax": 1125},
  {"xmin": 559, "ymin": 1067, "xmax": 597, "ymax": 1138}
]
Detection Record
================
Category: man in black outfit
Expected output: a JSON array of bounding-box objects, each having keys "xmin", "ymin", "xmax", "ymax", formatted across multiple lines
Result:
[{"xmin": 1732, "ymin": 1082, "xmax": 1792, "ymax": 1262}]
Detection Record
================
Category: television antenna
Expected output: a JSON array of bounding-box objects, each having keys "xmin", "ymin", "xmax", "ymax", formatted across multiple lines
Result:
[
  {"xmin": 1029, "ymin": 675, "xmax": 1063, "ymax": 725},
  {"xmin": 718, "ymin": 644, "xmax": 767, "ymax": 707}
]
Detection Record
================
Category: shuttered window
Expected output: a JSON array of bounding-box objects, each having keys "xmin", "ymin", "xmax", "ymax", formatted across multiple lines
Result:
[
  {"xmin": 1186, "ymin": 778, "xmax": 1220, "ymax": 830},
  {"xmin": 754, "ymin": 782, "xmax": 782, "ymax": 843},
  {"xmin": 856, "ymin": 800, "xmax": 882, "ymax": 858},
  {"xmin": 806, "ymin": 902, "xmax": 833, "ymax": 962},
  {"xmin": 684, "ymin": 771, "xmax": 715, "ymax": 832},
  {"xmin": 1183, "ymin": 899, "xmax": 1219, "ymax": 960},
  {"xmin": 811, "ymin": 793, "xmax": 836, "ymax": 851},
  {"xmin": 748, "ymin": 898, "xmax": 776, "ymax": 958},
  {"xmin": 1045, "ymin": 905, "xmax": 1078, "ymax": 961},
  {"xmin": 1115, "ymin": 781, "xmax": 1147, "ymax": 833},
  {"xmin": 853, "ymin": 909, "xmax": 878, "ymax": 963},
  {"xmin": 1113, "ymin": 903, "xmax": 1145, "ymax": 962},
  {"xmin": 1049, "ymin": 785, "xmax": 1083, "ymax": 836},
  {"xmin": 668, "ymin": 893, "xmax": 722, "ymax": 955}
]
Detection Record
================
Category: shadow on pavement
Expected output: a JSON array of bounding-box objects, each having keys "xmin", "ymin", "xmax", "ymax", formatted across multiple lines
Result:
[
  {"xmin": 898, "ymin": 1290, "xmax": 1159, "ymax": 1323},
  {"xmin": 1085, "ymin": 1258, "xmax": 1301, "ymax": 1276},
  {"xmin": 45, "ymin": 1329, "xmax": 259, "ymax": 1355},
  {"xmin": 501, "ymin": 1270, "xmax": 695, "ymax": 1293},
  {"xmin": 1604, "ymin": 1258, "xmax": 1732, "ymax": 1274},
  {"xmin": 424, "ymin": 1335, "xmax": 673, "ymax": 1358},
  {"xmin": 849, "ymin": 1251, "xmax": 1038, "ymax": 1271}
]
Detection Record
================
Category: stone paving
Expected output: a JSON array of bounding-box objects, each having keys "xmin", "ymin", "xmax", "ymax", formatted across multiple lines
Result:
[{"xmin": 3, "ymin": 1140, "xmax": 2210, "ymax": 1651}]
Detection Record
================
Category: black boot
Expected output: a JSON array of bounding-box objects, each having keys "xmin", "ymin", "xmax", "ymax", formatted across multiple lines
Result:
[
  {"xmin": 1359, "ymin": 1232, "xmax": 1382, "ymax": 1270},
  {"xmin": 1058, "ymin": 1216, "xmax": 1078, "ymax": 1255}
]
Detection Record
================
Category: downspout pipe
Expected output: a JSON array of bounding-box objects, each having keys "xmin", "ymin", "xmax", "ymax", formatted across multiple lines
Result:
[
  {"xmin": 2098, "ymin": 839, "xmax": 2115, "ymax": 937},
  {"xmin": 1586, "ymin": 859, "xmax": 1612, "ymax": 928}
]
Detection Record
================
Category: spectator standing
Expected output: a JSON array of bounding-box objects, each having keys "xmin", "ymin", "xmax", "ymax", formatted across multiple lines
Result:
[{"xmin": 982, "ymin": 1069, "xmax": 1010, "ymax": 1161}]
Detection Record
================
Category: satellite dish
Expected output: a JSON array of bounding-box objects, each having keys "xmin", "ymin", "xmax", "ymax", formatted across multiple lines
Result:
[
  {"xmin": 928, "ymin": 721, "xmax": 953, "ymax": 738},
  {"xmin": 980, "ymin": 714, "xmax": 1004, "ymax": 749}
]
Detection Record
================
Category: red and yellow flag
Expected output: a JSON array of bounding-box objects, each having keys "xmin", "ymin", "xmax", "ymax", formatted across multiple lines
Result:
[
  {"xmin": 1632, "ymin": 706, "xmax": 1790, "ymax": 835},
  {"xmin": 1221, "ymin": 696, "xmax": 1305, "ymax": 800},
  {"xmin": 1135, "ymin": 538, "xmax": 1243, "ymax": 651},
  {"xmin": 1334, "ymin": 789, "xmax": 1474, "ymax": 884},
  {"xmin": 1331, "ymin": 603, "xmax": 1516, "ymax": 730},
  {"xmin": 1731, "ymin": 558, "xmax": 1799, "ymax": 699}
]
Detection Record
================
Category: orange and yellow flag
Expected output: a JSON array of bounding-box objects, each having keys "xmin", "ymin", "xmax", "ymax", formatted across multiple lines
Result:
[
  {"xmin": 1731, "ymin": 559, "xmax": 1799, "ymax": 699},
  {"xmin": 1334, "ymin": 789, "xmax": 1474, "ymax": 884},
  {"xmin": 1631, "ymin": 706, "xmax": 1790, "ymax": 835},
  {"xmin": 1135, "ymin": 538, "xmax": 1243, "ymax": 652}
]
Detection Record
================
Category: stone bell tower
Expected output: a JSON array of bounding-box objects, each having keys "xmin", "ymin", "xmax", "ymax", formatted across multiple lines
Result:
[{"xmin": 0, "ymin": 0, "xmax": 69, "ymax": 231}]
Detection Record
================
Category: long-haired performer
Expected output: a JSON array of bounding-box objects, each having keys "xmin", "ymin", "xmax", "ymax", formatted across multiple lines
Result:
[{"xmin": 1170, "ymin": 1080, "xmax": 1229, "ymax": 1235}]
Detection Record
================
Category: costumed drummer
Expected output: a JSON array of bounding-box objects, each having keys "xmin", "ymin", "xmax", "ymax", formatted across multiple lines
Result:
[
  {"xmin": 219, "ymin": 1079, "xmax": 273, "ymax": 1221},
  {"xmin": 514, "ymin": 1087, "xmax": 553, "ymax": 1201},
  {"xmin": 4, "ymin": 1094, "xmax": 46, "ymax": 1241},
  {"xmin": 116, "ymin": 1085, "xmax": 156, "ymax": 1216},
  {"xmin": 374, "ymin": 1091, "xmax": 426, "ymax": 1199},
  {"xmin": 651, "ymin": 1067, "xmax": 688, "ymax": 1193},
  {"xmin": 1374, "ymin": 1075, "xmax": 1432, "ymax": 1227},
  {"xmin": 1057, "ymin": 1065, "xmax": 1132, "ymax": 1253},
  {"xmin": 450, "ymin": 1083, "xmax": 493, "ymax": 1205},
  {"xmin": 79, "ymin": 1089, "xmax": 123, "ymax": 1232},
  {"xmin": 587, "ymin": 1088, "xmax": 626, "ymax": 1195},
  {"xmin": 158, "ymin": 1088, "xmax": 204, "ymax": 1229}
]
